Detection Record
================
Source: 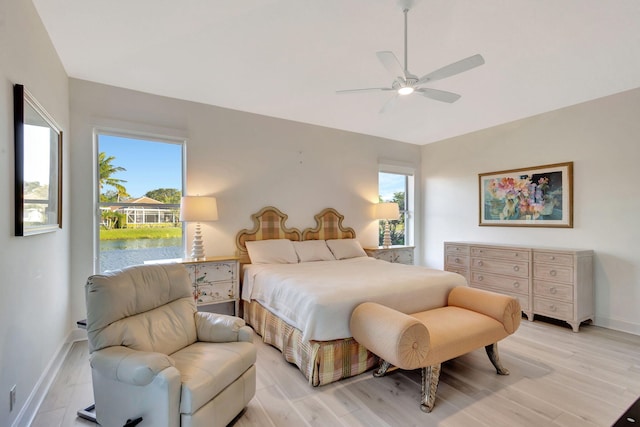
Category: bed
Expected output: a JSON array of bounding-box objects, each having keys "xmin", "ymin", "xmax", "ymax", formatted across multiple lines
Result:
[{"xmin": 235, "ymin": 206, "xmax": 467, "ymax": 386}]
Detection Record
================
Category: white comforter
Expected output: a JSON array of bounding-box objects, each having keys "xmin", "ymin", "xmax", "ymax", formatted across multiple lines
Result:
[{"xmin": 242, "ymin": 257, "xmax": 467, "ymax": 341}]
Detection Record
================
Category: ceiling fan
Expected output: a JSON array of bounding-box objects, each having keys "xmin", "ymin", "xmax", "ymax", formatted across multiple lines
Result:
[{"xmin": 336, "ymin": 0, "xmax": 485, "ymax": 113}]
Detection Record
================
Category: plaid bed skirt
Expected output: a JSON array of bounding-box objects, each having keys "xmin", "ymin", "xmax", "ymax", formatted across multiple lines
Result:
[{"xmin": 243, "ymin": 300, "xmax": 378, "ymax": 386}]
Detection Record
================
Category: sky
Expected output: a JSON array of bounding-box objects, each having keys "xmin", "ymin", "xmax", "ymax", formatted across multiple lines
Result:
[
  {"xmin": 379, "ymin": 172, "xmax": 405, "ymax": 202},
  {"xmin": 99, "ymin": 135, "xmax": 182, "ymax": 198}
]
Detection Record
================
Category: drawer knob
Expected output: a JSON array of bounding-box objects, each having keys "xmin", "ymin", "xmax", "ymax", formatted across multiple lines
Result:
[
  {"xmin": 550, "ymin": 256, "xmax": 556, "ymax": 260},
  {"xmin": 513, "ymin": 265, "xmax": 520, "ymax": 272},
  {"xmin": 455, "ymin": 257, "xmax": 460, "ymax": 263},
  {"xmin": 550, "ymin": 270, "xmax": 557, "ymax": 277},
  {"xmin": 478, "ymin": 275, "xmax": 484, "ymax": 281},
  {"xmin": 549, "ymin": 304, "xmax": 557, "ymax": 312},
  {"xmin": 515, "ymin": 253, "xmax": 519, "ymax": 257},
  {"xmin": 550, "ymin": 287, "xmax": 557, "ymax": 294},
  {"xmin": 513, "ymin": 282, "xmax": 520, "ymax": 288},
  {"xmin": 477, "ymin": 260, "xmax": 483, "ymax": 266}
]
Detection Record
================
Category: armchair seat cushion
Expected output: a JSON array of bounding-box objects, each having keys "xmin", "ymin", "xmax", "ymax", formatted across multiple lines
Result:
[{"xmin": 172, "ymin": 341, "xmax": 257, "ymax": 414}]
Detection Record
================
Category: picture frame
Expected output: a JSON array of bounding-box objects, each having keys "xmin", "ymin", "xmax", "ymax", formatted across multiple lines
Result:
[
  {"xmin": 14, "ymin": 84, "xmax": 63, "ymax": 236},
  {"xmin": 479, "ymin": 162, "xmax": 573, "ymax": 228}
]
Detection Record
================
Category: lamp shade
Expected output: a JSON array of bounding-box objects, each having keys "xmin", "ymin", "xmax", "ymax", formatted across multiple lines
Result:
[
  {"xmin": 180, "ymin": 196, "xmax": 219, "ymax": 222},
  {"xmin": 374, "ymin": 202, "xmax": 400, "ymax": 220}
]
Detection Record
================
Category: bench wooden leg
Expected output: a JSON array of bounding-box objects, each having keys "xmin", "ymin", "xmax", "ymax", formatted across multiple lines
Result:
[
  {"xmin": 420, "ymin": 364, "xmax": 441, "ymax": 413},
  {"xmin": 485, "ymin": 343, "xmax": 509, "ymax": 375}
]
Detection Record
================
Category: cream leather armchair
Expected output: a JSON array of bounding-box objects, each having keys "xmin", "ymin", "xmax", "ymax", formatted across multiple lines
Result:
[{"xmin": 85, "ymin": 263, "xmax": 256, "ymax": 427}]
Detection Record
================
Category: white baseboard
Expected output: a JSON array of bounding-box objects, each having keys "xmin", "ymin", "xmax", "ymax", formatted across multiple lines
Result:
[
  {"xmin": 594, "ymin": 315, "xmax": 640, "ymax": 336},
  {"xmin": 11, "ymin": 329, "xmax": 88, "ymax": 427}
]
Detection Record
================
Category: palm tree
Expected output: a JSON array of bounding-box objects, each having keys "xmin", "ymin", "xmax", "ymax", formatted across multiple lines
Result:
[{"xmin": 99, "ymin": 152, "xmax": 129, "ymax": 201}]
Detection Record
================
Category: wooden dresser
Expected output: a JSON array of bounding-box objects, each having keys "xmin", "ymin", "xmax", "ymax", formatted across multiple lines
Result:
[{"xmin": 444, "ymin": 242, "xmax": 594, "ymax": 332}]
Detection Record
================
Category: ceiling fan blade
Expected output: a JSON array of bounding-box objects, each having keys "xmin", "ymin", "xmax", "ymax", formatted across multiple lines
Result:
[
  {"xmin": 416, "ymin": 88, "xmax": 461, "ymax": 103},
  {"xmin": 336, "ymin": 87, "xmax": 394, "ymax": 94},
  {"xmin": 376, "ymin": 51, "xmax": 407, "ymax": 81},
  {"xmin": 417, "ymin": 54, "xmax": 485, "ymax": 85},
  {"xmin": 379, "ymin": 94, "xmax": 399, "ymax": 114}
]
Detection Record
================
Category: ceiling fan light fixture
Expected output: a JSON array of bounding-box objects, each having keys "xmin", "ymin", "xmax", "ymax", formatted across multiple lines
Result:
[{"xmin": 335, "ymin": 1, "xmax": 484, "ymax": 112}]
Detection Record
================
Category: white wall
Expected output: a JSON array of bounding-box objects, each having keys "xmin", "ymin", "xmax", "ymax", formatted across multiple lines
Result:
[
  {"xmin": 68, "ymin": 78, "xmax": 422, "ymax": 323},
  {"xmin": 422, "ymin": 88, "xmax": 640, "ymax": 334},
  {"xmin": 0, "ymin": 0, "xmax": 71, "ymax": 425}
]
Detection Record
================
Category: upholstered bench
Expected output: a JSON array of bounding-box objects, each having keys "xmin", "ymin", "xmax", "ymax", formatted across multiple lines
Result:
[{"xmin": 350, "ymin": 286, "xmax": 521, "ymax": 412}]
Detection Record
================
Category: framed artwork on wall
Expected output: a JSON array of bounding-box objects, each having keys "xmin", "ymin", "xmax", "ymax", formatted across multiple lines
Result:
[
  {"xmin": 14, "ymin": 84, "xmax": 63, "ymax": 236},
  {"xmin": 479, "ymin": 162, "xmax": 573, "ymax": 228}
]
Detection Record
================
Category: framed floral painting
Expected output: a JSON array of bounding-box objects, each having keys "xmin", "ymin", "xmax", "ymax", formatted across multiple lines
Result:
[{"xmin": 479, "ymin": 162, "xmax": 573, "ymax": 227}]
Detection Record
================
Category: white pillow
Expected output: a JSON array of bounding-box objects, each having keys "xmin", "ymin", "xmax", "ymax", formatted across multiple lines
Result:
[
  {"xmin": 326, "ymin": 239, "xmax": 367, "ymax": 260},
  {"xmin": 293, "ymin": 240, "xmax": 335, "ymax": 262},
  {"xmin": 245, "ymin": 239, "xmax": 298, "ymax": 264}
]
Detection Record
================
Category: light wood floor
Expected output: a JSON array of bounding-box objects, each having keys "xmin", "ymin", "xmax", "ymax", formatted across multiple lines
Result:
[{"xmin": 32, "ymin": 318, "xmax": 640, "ymax": 427}]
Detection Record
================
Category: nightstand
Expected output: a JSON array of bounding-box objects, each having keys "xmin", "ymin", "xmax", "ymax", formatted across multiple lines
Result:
[
  {"xmin": 363, "ymin": 245, "xmax": 415, "ymax": 265},
  {"xmin": 180, "ymin": 256, "xmax": 240, "ymax": 315},
  {"xmin": 146, "ymin": 256, "xmax": 240, "ymax": 315}
]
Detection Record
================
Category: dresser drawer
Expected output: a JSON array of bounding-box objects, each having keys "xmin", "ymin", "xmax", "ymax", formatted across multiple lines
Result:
[
  {"xmin": 374, "ymin": 249, "xmax": 414, "ymax": 264},
  {"xmin": 195, "ymin": 280, "xmax": 236, "ymax": 305},
  {"xmin": 446, "ymin": 254, "xmax": 469, "ymax": 268},
  {"xmin": 534, "ymin": 280, "xmax": 573, "ymax": 302},
  {"xmin": 470, "ymin": 283, "xmax": 529, "ymax": 311},
  {"xmin": 471, "ymin": 257, "xmax": 529, "ymax": 278},
  {"xmin": 534, "ymin": 251, "xmax": 574, "ymax": 266},
  {"xmin": 534, "ymin": 297, "xmax": 573, "ymax": 320},
  {"xmin": 533, "ymin": 263, "xmax": 573, "ymax": 284},
  {"xmin": 184, "ymin": 261, "xmax": 236, "ymax": 283},
  {"xmin": 445, "ymin": 243, "xmax": 469, "ymax": 254},
  {"xmin": 471, "ymin": 246, "xmax": 529, "ymax": 260},
  {"xmin": 471, "ymin": 271, "xmax": 528, "ymax": 295}
]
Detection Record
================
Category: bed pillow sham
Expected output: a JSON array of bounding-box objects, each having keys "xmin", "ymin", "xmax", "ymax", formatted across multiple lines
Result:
[
  {"xmin": 292, "ymin": 240, "xmax": 336, "ymax": 262},
  {"xmin": 326, "ymin": 238, "xmax": 367, "ymax": 260},
  {"xmin": 246, "ymin": 239, "xmax": 298, "ymax": 264}
]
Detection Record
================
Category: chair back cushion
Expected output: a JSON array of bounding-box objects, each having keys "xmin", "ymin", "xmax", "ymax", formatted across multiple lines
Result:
[{"xmin": 86, "ymin": 263, "xmax": 198, "ymax": 354}]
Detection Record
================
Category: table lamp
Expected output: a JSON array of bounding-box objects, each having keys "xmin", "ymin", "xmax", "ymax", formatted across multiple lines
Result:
[
  {"xmin": 374, "ymin": 202, "xmax": 400, "ymax": 248},
  {"xmin": 180, "ymin": 196, "xmax": 218, "ymax": 259}
]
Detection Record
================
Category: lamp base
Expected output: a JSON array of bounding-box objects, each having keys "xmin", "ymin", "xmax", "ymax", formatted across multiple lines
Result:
[
  {"xmin": 190, "ymin": 222, "xmax": 206, "ymax": 260},
  {"xmin": 382, "ymin": 221, "xmax": 392, "ymax": 248}
]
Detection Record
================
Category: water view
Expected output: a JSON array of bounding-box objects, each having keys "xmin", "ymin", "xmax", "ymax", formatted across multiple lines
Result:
[{"xmin": 100, "ymin": 238, "xmax": 182, "ymax": 272}]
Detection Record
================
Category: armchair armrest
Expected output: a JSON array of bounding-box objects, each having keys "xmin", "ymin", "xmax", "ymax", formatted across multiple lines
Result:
[
  {"xmin": 447, "ymin": 286, "xmax": 522, "ymax": 334},
  {"xmin": 90, "ymin": 346, "xmax": 175, "ymax": 386},
  {"xmin": 195, "ymin": 312, "xmax": 253, "ymax": 343}
]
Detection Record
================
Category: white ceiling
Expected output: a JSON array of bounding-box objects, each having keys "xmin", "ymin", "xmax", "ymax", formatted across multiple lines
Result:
[{"xmin": 32, "ymin": 0, "xmax": 640, "ymax": 145}]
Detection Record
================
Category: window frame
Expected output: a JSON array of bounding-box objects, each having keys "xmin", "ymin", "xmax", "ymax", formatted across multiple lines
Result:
[
  {"xmin": 378, "ymin": 163, "xmax": 415, "ymax": 247},
  {"xmin": 93, "ymin": 128, "xmax": 187, "ymax": 273}
]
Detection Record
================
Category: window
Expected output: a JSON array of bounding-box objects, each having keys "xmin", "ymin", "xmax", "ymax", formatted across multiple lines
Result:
[
  {"xmin": 378, "ymin": 169, "xmax": 414, "ymax": 246},
  {"xmin": 95, "ymin": 132, "xmax": 185, "ymax": 273}
]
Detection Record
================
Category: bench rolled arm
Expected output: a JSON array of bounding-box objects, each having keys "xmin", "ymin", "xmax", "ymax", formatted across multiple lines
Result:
[
  {"xmin": 447, "ymin": 287, "xmax": 521, "ymax": 334},
  {"xmin": 350, "ymin": 302, "xmax": 430, "ymax": 370},
  {"xmin": 90, "ymin": 346, "xmax": 175, "ymax": 386}
]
